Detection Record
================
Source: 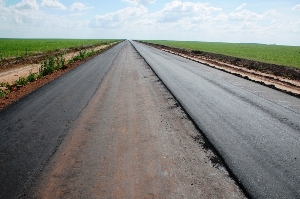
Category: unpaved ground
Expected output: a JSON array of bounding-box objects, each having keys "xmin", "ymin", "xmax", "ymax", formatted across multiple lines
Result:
[
  {"xmin": 139, "ymin": 41, "xmax": 300, "ymax": 97},
  {"xmin": 0, "ymin": 44, "xmax": 109, "ymax": 84},
  {"xmin": 0, "ymin": 44, "xmax": 115, "ymax": 110},
  {"xmin": 23, "ymin": 42, "xmax": 246, "ymax": 198}
]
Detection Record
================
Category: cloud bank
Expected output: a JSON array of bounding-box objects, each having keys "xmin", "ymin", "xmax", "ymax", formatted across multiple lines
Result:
[{"xmin": 0, "ymin": 0, "xmax": 299, "ymax": 45}]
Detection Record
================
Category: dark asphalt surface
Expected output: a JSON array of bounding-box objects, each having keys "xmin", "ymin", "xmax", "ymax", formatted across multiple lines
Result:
[
  {"xmin": 0, "ymin": 42, "xmax": 124, "ymax": 198},
  {"xmin": 132, "ymin": 41, "xmax": 300, "ymax": 199}
]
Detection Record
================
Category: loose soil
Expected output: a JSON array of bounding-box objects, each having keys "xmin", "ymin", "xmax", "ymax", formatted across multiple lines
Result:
[
  {"xmin": 0, "ymin": 44, "xmax": 110, "ymax": 84},
  {"xmin": 138, "ymin": 41, "xmax": 300, "ymax": 98},
  {"xmin": 0, "ymin": 44, "xmax": 116, "ymax": 110}
]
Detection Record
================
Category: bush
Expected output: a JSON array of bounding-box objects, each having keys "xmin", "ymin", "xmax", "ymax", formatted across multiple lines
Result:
[
  {"xmin": 27, "ymin": 72, "xmax": 37, "ymax": 82},
  {"xmin": 15, "ymin": 77, "xmax": 28, "ymax": 86},
  {"xmin": 55, "ymin": 54, "xmax": 65, "ymax": 69},
  {"xmin": 39, "ymin": 57, "xmax": 55, "ymax": 76},
  {"xmin": 0, "ymin": 89, "xmax": 9, "ymax": 98}
]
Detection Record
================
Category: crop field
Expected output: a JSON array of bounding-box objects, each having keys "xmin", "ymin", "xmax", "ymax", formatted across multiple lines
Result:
[
  {"xmin": 0, "ymin": 39, "xmax": 120, "ymax": 58},
  {"xmin": 142, "ymin": 40, "xmax": 300, "ymax": 69}
]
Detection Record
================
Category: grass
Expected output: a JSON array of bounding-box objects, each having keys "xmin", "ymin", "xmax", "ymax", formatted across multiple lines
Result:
[
  {"xmin": 141, "ymin": 40, "xmax": 300, "ymax": 69},
  {"xmin": 0, "ymin": 38, "xmax": 120, "ymax": 58},
  {"xmin": 0, "ymin": 42, "xmax": 117, "ymax": 98}
]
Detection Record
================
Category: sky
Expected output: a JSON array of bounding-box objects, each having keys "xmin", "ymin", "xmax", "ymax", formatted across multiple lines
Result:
[{"xmin": 0, "ymin": 0, "xmax": 300, "ymax": 45}]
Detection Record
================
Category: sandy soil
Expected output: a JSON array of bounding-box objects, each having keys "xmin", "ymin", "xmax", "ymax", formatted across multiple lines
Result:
[
  {"xmin": 23, "ymin": 42, "xmax": 246, "ymax": 198},
  {"xmin": 0, "ymin": 44, "xmax": 114, "ymax": 110},
  {"xmin": 0, "ymin": 45, "xmax": 109, "ymax": 85}
]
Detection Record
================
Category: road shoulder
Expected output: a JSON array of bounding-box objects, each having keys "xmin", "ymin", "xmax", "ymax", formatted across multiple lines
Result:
[{"xmin": 24, "ymin": 42, "xmax": 246, "ymax": 198}]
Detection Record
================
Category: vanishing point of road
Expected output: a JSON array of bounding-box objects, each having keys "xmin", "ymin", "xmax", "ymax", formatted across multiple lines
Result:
[{"xmin": 0, "ymin": 40, "xmax": 299, "ymax": 198}]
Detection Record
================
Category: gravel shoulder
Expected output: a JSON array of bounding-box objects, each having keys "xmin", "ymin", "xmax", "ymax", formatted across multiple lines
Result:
[{"xmin": 24, "ymin": 41, "xmax": 246, "ymax": 198}]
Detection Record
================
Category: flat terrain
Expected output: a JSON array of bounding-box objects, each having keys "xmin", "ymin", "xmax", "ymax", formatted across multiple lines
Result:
[
  {"xmin": 142, "ymin": 40, "xmax": 300, "ymax": 68},
  {"xmin": 0, "ymin": 42, "xmax": 124, "ymax": 198},
  {"xmin": 0, "ymin": 39, "xmax": 118, "ymax": 58},
  {"xmin": 1, "ymin": 40, "xmax": 299, "ymax": 199},
  {"xmin": 132, "ymin": 41, "xmax": 300, "ymax": 198},
  {"xmin": 0, "ymin": 44, "xmax": 109, "ymax": 85},
  {"xmin": 24, "ymin": 41, "xmax": 244, "ymax": 199}
]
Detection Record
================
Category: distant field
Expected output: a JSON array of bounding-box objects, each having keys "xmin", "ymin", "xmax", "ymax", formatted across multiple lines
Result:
[
  {"xmin": 142, "ymin": 40, "xmax": 300, "ymax": 69},
  {"xmin": 0, "ymin": 39, "xmax": 120, "ymax": 58}
]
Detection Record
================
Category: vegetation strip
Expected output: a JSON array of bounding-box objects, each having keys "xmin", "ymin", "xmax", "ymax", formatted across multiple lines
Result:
[
  {"xmin": 0, "ymin": 39, "xmax": 119, "ymax": 58},
  {"xmin": 0, "ymin": 41, "xmax": 121, "ymax": 108},
  {"xmin": 136, "ymin": 41, "xmax": 300, "ymax": 98},
  {"xmin": 0, "ymin": 39, "xmax": 121, "ymax": 73},
  {"xmin": 138, "ymin": 41, "xmax": 300, "ymax": 81},
  {"xmin": 141, "ymin": 40, "xmax": 300, "ymax": 69}
]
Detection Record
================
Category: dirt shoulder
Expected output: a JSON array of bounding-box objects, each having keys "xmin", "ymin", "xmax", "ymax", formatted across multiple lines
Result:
[
  {"xmin": 23, "ymin": 41, "xmax": 246, "ymax": 199},
  {"xmin": 0, "ymin": 43, "xmax": 117, "ymax": 110},
  {"xmin": 0, "ymin": 44, "xmax": 110, "ymax": 85},
  {"xmin": 138, "ymin": 41, "xmax": 300, "ymax": 98}
]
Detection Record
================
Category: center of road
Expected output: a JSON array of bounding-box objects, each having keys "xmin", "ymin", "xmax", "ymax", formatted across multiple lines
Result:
[{"xmin": 24, "ymin": 41, "xmax": 245, "ymax": 198}]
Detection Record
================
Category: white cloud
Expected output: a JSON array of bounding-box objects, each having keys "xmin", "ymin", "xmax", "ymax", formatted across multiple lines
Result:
[
  {"xmin": 228, "ymin": 9, "xmax": 276, "ymax": 21},
  {"xmin": 70, "ymin": 2, "xmax": 93, "ymax": 12},
  {"xmin": 0, "ymin": 0, "xmax": 87, "ymax": 31},
  {"xmin": 41, "ymin": 0, "xmax": 67, "ymax": 10},
  {"xmin": 89, "ymin": 6, "xmax": 147, "ymax": 28},
  {"xmin": 122, "ymin": 0, "xmax": 155, "ymax": 6},
  {"xmin": 70, "ymin": 13, "xmax": 86, "ymax": 17},
  {"xmin": 292, "ymin": 4, "xmax": 300, "ymax": 11},
  {"xmin": 156, "ymin": 0, "xmax": 222, "ymax": 23},
  {"xmin": 0, "ymin": 0, "xmax": 5, "ymax": 7},
  {"xmin": 236, "ymin": 3, "xmax": 246, "ymax": 11},
  {"xmin": 0, "ymin": 0, "xmax": 298, "ymax": 45},
  {"xmin": 11, "ymin": 0, "xmax": 39, "ymax": 10}
]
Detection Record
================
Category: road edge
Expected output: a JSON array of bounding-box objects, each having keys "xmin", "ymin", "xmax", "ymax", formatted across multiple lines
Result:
[{"xmin": 130, "ymin": 40, "xmax": 252, "ymax": 198}]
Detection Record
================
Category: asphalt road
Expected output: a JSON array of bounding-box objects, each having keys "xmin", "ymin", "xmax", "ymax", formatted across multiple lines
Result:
[
  {"xmin": 131, "ymin": 41, "xmax": 300, "ymax": 199},
  {"xmin": 24, "ymin": 41, "xmax": 245, "ymax": 199},
  {"xmin": 0, "ymin": 42, "xmax": 124, "ymax": 198}
]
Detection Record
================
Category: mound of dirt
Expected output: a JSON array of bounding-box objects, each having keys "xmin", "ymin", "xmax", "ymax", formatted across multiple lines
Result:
[
  {"xmin": 141, "ymin": 42, "xmax": 300, "ymax": 81},
  {"xmin": 0, "ymin": 44, "xmax": 101, "ymax": 73},
  {"xmin": 0, "ymin": 44, "xmax": 117, "ymax": 110}
]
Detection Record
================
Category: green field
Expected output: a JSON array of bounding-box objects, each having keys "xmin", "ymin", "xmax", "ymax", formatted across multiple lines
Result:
[
  {"xmin": 141, "ymin": 40, "xmax": 300, "ymax": 69},
  {"xmin": 0, "ymin": 39, "xmax": 120, "ymax": 58}
]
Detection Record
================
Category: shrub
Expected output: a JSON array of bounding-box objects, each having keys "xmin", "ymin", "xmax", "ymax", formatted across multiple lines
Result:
[
  {"xmin": 0, "ymin": 89, "xmax": 9, "ymax": 98},
  {"xmin": 27, "ymin": 72, "xmax": 37, "ymax": 82},
  {"xmin": 39, "ymin": 58, "xmax": 55, "ymax": 76},
  {"xmin": 15, "ymin": 77, "xmax": 28, "ymax": 86}
]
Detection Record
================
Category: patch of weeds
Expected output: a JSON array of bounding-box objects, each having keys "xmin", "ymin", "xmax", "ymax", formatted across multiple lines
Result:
[
  {"xmin": 79, "ymin": 50, "xmax": 86, "ymax": 59},
  {"xmin": 0, "ymin": 82, "xmax": 10, "ymax": 88},
  {"xmin": 55, "ymin": 54, "xmax": 66, "ymax": 69},
  {"xmin": 68, "ymin": 49, "xmax": 97, "ymax": 64},
  {"xmin": 0, "ymin": 89, "xmax": 10, "ymax": 98},
  {"xmin": 273, "ymin": 71, "xmax": 281, "ymax": 76},
  {"xmin": 282, "ymin": 73, "xmax": 293, "ymax": 79},
  {"xmin": 39, "ymin": 56, "xmax": 55, "ymax": 76},
  {"xmin": 26, "ymin": 71, "xmax": 37, "ymax": 82},
  {"xmin": 14, "ymin": 77, "xmax": 28, "ymax": 86},
  {"xmin": 257, "ymin": 65, "xmax": 264, "ymax": 71},
  {"xmin": 249, "ymin": 62, "xmax": 256, "ymax": 70}
]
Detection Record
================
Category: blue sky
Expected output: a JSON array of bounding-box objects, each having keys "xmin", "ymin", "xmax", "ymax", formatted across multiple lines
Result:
[{"xmin": 0, "ymin": 0, "xmax": 300, "ymax": 45}]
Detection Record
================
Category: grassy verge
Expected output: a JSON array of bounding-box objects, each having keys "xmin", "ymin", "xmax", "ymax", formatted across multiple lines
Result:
[
  {"xmin": 0, "ymin": 45, "xmax": 115, "ymax": 98},
  {"xmin": 141, "ymin": 40, "xmax": 300, "ymax": 69},
  {"xmin": 0, "ymin": 39, "xmax": 121, "ymax": 58}
]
